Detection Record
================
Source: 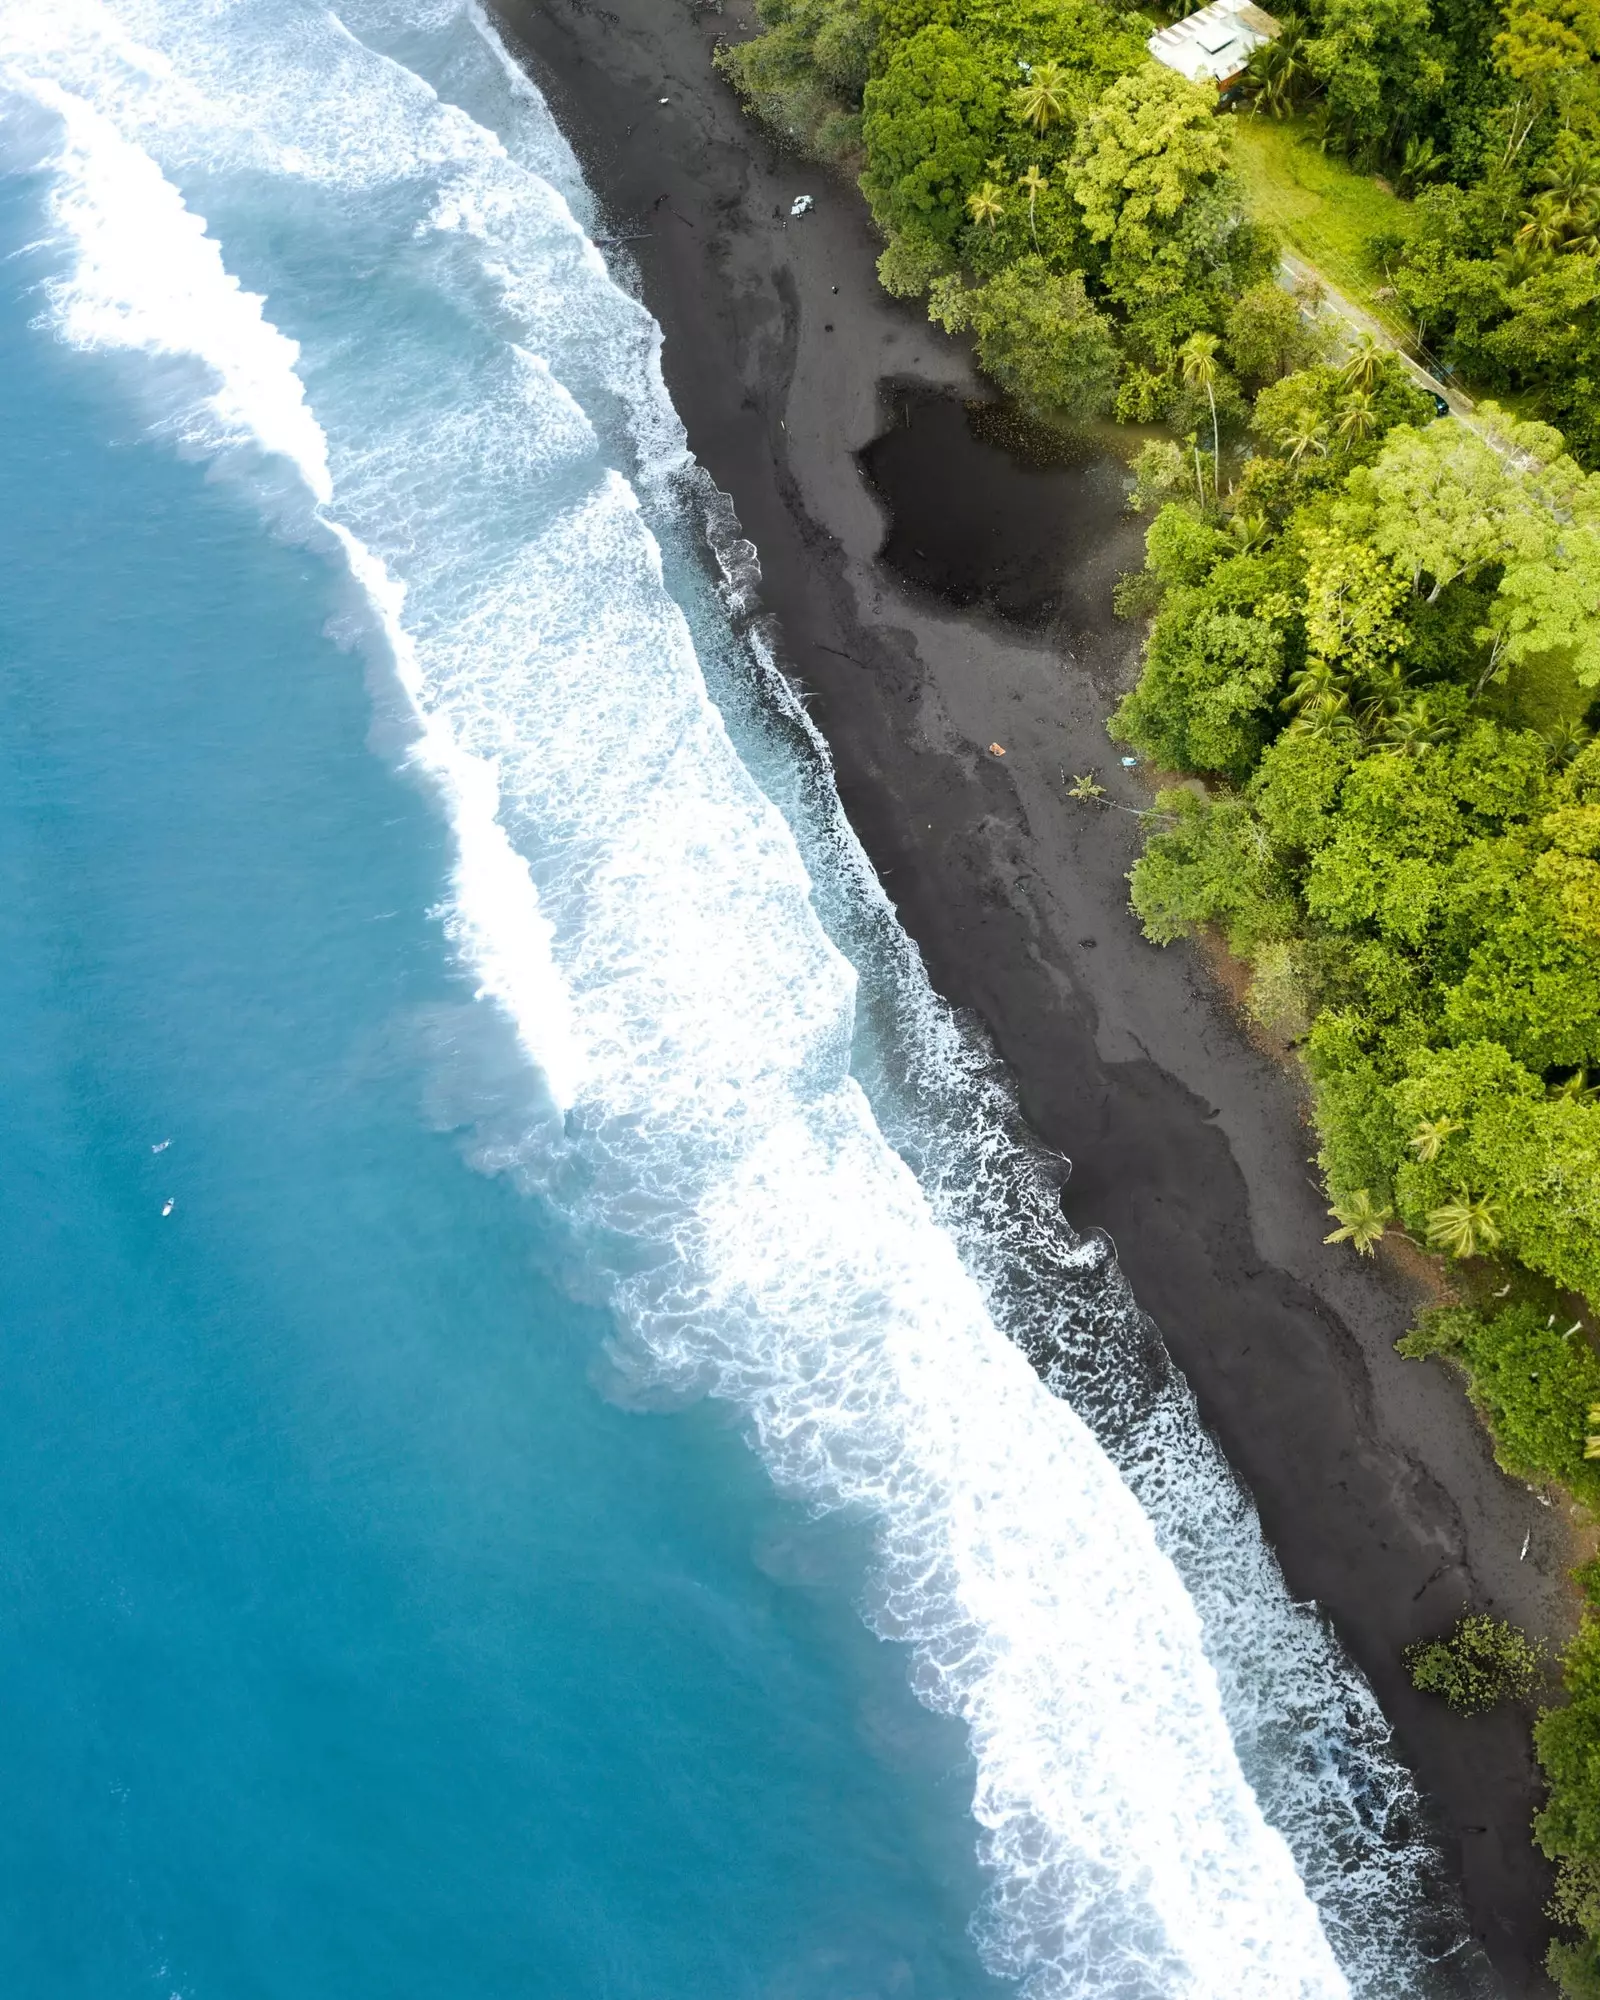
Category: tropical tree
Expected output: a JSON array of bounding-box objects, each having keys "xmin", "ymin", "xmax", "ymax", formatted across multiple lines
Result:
[
  {"xmin": 967, "ymin": 179, "xmax": 1004, "ymax": 229},
  {"xmin": 1519, "ymin": 193, "xmax": 1573, "ymax": 255},
  {"xmin": 1325, "ymin": 1188, "xmax": 1394, "ymax": 1254},
  {"xmin": 1285, "ymin": 416, "xmax": 1328, "ymax": 465},
  {"xmin": 1180, "ymin": 330, "xmax": 1222, "ymax": 493},
  {"xmin": 860, "ymin": 26, "xmax": 1009, "ymax": 252},
  {"xmin": 928, "ymin": 258, "xmax": 1120, "ymax": 419},
  {"xmin": 1066, "ymin": 64, "xmax": 1235, "ymax": 316},
  {"xmin": 1410, "ymin": 1114, "xmax": 1465, "ymax": 1161},
  {"xmin": 1017, "ymin": 163, "xmax": 1048, "ymax": 251},
  {"xmin": 1398, "ymin": 134, "xmax": 1443, "ymax": 194},
  {"xmin": 1302, "ymin": 0, "xmax": 1444, "ymax": 150},
  {"xmin": 1338, "ymin": 335, "xmax": 1385, "ymax": 396},
  {"xmin": 1245, "ymin": 14, "xmax": 1313, "ymax": 119},
  {"xmin": 1426, "ymin": 1192, "xmax": 1503, "ymax": 1258},
  {"xmin": 1224, "ymin": 279, "xmax": 1325, "ymax": 386},
  {"xmin": 1335, "ymin": 390, "xmax": 1377, "ymax": 448},
  {"xmin": 1013, "ymin": 58, "xmax": 1072, "ymax": 137}
]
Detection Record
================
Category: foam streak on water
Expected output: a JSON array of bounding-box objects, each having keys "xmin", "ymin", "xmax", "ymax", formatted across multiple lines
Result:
[{"xmin": 0, "ymin": 3, "xmax": 1473, "ymax": 1993}]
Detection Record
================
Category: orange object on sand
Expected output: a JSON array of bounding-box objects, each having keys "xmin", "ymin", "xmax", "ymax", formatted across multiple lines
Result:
[{"xmin": 988, "ymin": 742, "xmax": 1006, "ymax": 757}]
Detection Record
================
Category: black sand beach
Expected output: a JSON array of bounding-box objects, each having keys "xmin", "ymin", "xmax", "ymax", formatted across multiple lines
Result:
[{"xmin": 493, "ymin": 0, "xmax": 1576, "ymax": 1982}]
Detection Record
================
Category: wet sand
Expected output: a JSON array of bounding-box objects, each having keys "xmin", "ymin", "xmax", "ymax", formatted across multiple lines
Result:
[{"xmin": 492, "ymin": 0, "xmax": 1574, "ymax": 1983}]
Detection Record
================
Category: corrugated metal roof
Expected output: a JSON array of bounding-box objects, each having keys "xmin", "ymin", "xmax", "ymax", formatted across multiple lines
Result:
[{"xmin": 1147, "ymin": 1, "xmax": 1281, "ymax": 85}]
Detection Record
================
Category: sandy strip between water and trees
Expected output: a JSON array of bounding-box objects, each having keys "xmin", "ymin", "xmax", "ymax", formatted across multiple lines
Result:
[{"xmin": 491, "ymin": 0, "xmax": 1575, "ymax": 1981}]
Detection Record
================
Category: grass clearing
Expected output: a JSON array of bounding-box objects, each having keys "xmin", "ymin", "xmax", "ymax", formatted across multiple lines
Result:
[{"xmin": 1229, "ymin": 114, "xmax": 1418, "ymax": 337}]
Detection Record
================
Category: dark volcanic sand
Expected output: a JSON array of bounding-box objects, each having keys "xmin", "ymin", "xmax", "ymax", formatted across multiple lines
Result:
[{"xmin": 491, "ymin": 0, "xmax": 1574, "ymax": 1984}]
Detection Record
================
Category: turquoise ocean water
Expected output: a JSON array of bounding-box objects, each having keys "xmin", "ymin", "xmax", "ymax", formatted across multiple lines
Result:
[{"xmin": 0, "ymin": 6, "xmax": 1490, "ymax": 1995}]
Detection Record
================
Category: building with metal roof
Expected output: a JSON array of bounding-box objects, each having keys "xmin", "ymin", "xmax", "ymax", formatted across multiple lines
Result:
[{"xmin": 1146, "ymin": 2, "xmax": 1282, "ymax": 90}]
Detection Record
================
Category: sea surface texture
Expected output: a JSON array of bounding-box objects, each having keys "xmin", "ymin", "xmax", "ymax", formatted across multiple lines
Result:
[{"xmin": 0, "ymin": 5, "xmax": 1490, "ymax": 1996}]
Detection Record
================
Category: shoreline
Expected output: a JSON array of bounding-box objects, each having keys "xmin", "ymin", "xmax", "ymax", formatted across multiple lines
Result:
[{"xmin": 494, "ymin": 0, "xmax": 1571, "ymax": 1981}]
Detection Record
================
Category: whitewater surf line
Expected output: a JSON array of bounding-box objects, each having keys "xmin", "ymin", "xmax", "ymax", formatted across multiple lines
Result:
[{"xmin": 0, "ymin": 1, "xmax": 1484, "ymax": 1990}]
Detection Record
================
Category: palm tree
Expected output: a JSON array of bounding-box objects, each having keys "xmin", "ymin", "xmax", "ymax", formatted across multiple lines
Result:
[
  {"xmin": 1355, "ymin": 657, "xmax": 1407, "ymax": 730},
  {"xmin": 1334, "ymin": 390, "xmax": 1377, "ymax": 449},
  {"xmin": 1425, "ymin": 1193, "xmax": 1502, "ymax": 1259},
  {"xmin": 1338, "ymin": 335, "xmax": 1384, "ymax": 396},
  {"xmin": 966, "ymin": 180, "xmax": 1004, "ymax": 231},
  {"xmin": 1179, "ymin": 332, "xmax": 1221, "ymax": 497},
  {"xmin": 1564, "ymin": 207, "xmax": 1600, "ymax": 258},
  {"xmin": 1284, "ymin": 417, "xmax": 1327, "ymax": 466},
  {"xmin": 1297, "ymin": 701, "xmax": 1361, "ymax": 745},
  {"xmin": 1231, "ymin": 510, "xmax": 1270, "ymax": 552},
  {"xmin": 1245, "ymin": 15, "xmax": 1309, "ymax": 120},
  {"xmin": 1325, "ymin": 1190, "xmax": 1393, "ymax": 1255},
  {"xmin": 1409, "ymin": 1115, "xmax": 1464, "ymax": 1163},
  {"xmin": 1398, "ymin": 134, "xmax": 1442, "ymax": 196},
  {"xmin": 1494, "ymin": 238, "xmax": 1545, "ymax": 288},
  {"xmin": 1284, "ymin": 656, "xmax": 1346, "ymax": 717},
  {"xmin": 1537, "ymin": 156, "xmax": 1600, "ymax": 220},
  {"xmin": 1376, "ymin": 697, "xmax": 1451, "ymax": 750},
  {"xmin": 1013, "ymin": 59, "xmax": 1070, "ymax": 137},
  {"xmin": 1517, "ymin": 193, "xmax": 1570, "ymax": 255},
  {"xmin": 1017, "ymin": 164, "xmax": 1048, "ymax": 252},
  {"xmin": 1544, "ymin": 718, "xmax": 1594, "ymax": 767},
  {"xmin": 1181, "ymin": 431, "xmax": 1206, "ymax": 507}
]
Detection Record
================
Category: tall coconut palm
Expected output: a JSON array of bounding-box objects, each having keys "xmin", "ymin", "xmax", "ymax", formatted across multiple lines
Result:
[
  {"xmin": 966, "ymin": 180, "xmax": 1004, "ymax": 231},
  {"xmin": 1017, "ymin": 164, "xmax": 1048, "ymax": 252},
  {"xmin": 1338, "ymin": 335, "xmax": 1384, "ymax": 396},
  {"xmin": 1284, "ymin": 417, "xmax": 1327, "ymax": 466},
  {"xmin": 1408, "ymin": 1115, "xmax": 1464, "ymax": 1163},
  {"xmin": 1334, "ymin": 390, "xmax": 1377, "ymax": 449},
  {"xmin": 1325, "ymin": 1189, "xmax": 1393, "ymax": 1255},
  {"xmin": 1013, "ymin": 59, "xmax": 1070, "ymax": 137},
  {"xmin": 1425, "ymin": 1193, "xmax": 1502, "ymax": 1259},
  {"xmin": 1179, "ymin": 331, "xmax": 1221, "ymax": 497}
]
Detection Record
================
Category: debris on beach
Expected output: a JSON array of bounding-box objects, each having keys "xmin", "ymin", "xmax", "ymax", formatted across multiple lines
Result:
[
  {"xmin": 789, "ymin": 195, "xmax": 814, "ymax": 217},
  {"xmin": 1120, "ymin": 755, "xmax": 1139, "ymax": 768},
  {"xmin": 161, "ymin": 1198, "xmax": 175, "ymax": 1217},
  {"xmin": 988, "ymin": 742, "xmax": 1006, "ymax": 756}
]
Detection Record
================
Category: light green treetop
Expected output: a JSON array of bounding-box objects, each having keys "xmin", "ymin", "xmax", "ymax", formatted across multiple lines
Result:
[
  {"xmin": 1492, "ymin": 523, "xmax": 1600, "ymax": 687},
  {"xmin": 1298, "ymin": 526, "xmax": 1409, "ymax": 672},
  {"xmin": 1066, "ymin": 62, "xmax": 1229, "ymax": 253},
  {"xmin": 1341, "ymin": 421, "xmax": 1545, "ymax": 601}
]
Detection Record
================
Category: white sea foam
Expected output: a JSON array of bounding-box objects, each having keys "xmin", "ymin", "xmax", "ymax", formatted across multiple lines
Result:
[{"xmin": 0, "ymin": 3, "xmax": 1487, "ymax": 1992}]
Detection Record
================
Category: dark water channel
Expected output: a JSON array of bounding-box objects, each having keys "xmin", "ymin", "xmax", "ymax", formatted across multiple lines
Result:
[{"xmin": 857, "ymin": 385, "xmax": 1138, "ymax": 636}]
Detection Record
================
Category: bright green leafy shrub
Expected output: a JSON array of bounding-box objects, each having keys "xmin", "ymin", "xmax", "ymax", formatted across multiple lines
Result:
[{"xmin": 1405, "ymin": 1610, "xmax": 1546, "ymax": 1713}]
